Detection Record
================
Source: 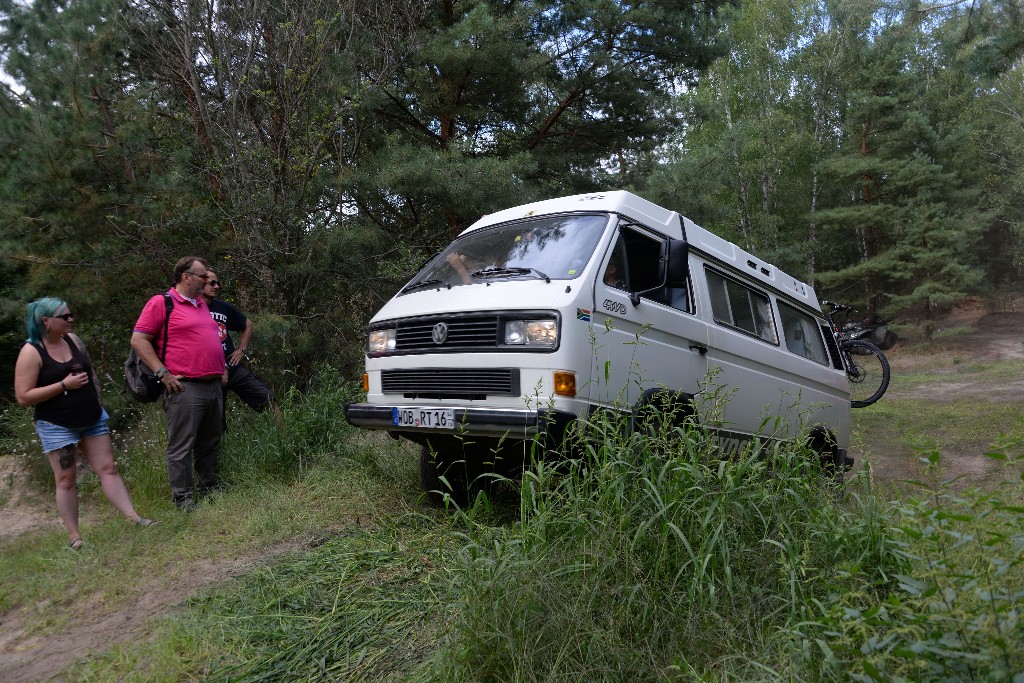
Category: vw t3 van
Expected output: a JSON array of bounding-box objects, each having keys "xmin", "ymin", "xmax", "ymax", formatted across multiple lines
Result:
[{"xmin": 345, "ymin": 192, "xmax": 852, "ymax": 495}]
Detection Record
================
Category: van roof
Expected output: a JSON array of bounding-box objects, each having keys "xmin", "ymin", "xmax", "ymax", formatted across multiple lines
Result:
[{"xmin": 466, "ymin": 191, "xmax": 820, "ymax": 310}]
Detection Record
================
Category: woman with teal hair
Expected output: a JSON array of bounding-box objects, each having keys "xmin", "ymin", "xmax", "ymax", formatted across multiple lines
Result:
[{"xmin": 14, "ymin": 297, "xmax": 157, "ymax": 550}]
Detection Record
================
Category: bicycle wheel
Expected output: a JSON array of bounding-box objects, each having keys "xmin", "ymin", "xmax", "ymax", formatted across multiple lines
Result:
[{"xmin": 841, "ymin": 339, "xmax": 891, "ymax": 408}]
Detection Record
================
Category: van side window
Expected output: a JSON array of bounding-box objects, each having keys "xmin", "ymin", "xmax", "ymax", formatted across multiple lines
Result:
[
  {"xmin": 778, "ymin": 301, "xmax": 829, "ymax": 364},
  {"xmin": 605, "ymin": 228, "xmax": 691, "ymax": 312},
  {"xmin": 706, "ymin": 269, "xmax": 778, "ymax": 343}
]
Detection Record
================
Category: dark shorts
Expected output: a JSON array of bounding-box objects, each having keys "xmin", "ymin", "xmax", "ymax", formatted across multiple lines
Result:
[{"xmin": 226, "ymin": 364, "xmax": 274, "ymax": 412}]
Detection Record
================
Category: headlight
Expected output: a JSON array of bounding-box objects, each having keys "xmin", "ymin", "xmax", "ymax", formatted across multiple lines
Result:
[
  {"xmin": 504, "ymin": 319, "xmax": 557, "ymax": 347},
  {"xmin": 368, "ymin": 328, "xmax": 396, "ymax": 354}
]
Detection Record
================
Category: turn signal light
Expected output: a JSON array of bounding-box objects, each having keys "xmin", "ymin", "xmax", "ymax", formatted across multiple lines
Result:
[
  {"xmin": 553, "ymin": 371, "xmax": 576, "ymax": 397},
  {"xmin": 362, "ymin": 373, "xmax": 369, "ymax": 392}
]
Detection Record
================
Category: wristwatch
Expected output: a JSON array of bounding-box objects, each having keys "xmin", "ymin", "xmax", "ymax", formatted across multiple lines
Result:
[{"xmin": 155, "ymin": 367, "xmax": 168, "ymax": 380}]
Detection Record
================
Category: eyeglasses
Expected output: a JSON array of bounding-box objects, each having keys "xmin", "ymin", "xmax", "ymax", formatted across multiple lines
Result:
[
  {"xmin": 186, "ymin": 271, "xmax": 209, "ymax": 281},
  {"xmin": 208, "ymin": 280, "xmax": 220, "ymax": 287},
  {"xmin": 54, "ymin": 313, "xmax": 74, "ymax": 321}
]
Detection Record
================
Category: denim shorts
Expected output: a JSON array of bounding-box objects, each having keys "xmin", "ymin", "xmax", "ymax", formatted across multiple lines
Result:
[{"xmin": 35, "ymin": 409, "xmax": 110, "ymax": 454}]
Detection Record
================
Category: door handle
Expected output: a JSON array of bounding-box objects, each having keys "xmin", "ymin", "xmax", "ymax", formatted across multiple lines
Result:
[{"xmin": 688, "ymin": 343, "xmax": 708, "ymax": 355}]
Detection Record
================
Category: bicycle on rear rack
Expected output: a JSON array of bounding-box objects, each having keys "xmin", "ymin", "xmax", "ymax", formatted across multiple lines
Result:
[{"xmin": 821, "ymin": 300, "xmax": 891, "ymax": 408}]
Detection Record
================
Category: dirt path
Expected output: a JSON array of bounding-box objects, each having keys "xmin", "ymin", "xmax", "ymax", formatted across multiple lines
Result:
[
  {"xmin": 0, "ymin": 554, "xmax": 273, "ymax": 683},
  {"xmin": 2, "ymin": 311, "xmax": 1022, "ymax": 682},
  {"xmin": 850, "ymin": 311, "xmax": 1024, "ymax": 485}
]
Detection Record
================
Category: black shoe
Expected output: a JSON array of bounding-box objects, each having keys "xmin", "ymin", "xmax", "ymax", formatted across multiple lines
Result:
[{"xmin": 175, "ymin": 497, "xmax": 197, "ymax": 512}]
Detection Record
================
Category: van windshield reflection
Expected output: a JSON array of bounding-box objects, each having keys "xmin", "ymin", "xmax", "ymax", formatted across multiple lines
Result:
[{"xmin": 403, "ymin": 214, "xmax": 610, "ymax": 291}]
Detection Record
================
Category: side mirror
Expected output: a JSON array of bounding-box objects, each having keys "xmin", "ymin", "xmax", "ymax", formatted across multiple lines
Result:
[
  {"xmin": 630, "ymin": 239, "xmax": 689, "ymax": 306},
  {"xmin": 660, "ymin": 239, "xmax": 689, "ymax": 288}
]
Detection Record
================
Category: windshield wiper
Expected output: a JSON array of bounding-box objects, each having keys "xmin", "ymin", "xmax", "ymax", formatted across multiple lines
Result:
[
  {"xmin": 401, "ymin": 278, "xmax": 448, "ymax": 293},
  {"xmin": 470, "ymin": 266, "xmax": 551, "ymax": 283}
]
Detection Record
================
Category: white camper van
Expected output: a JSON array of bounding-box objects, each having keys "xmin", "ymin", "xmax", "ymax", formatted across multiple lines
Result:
[{"xmin": 345, "ymin": 192, "xmax": 853, "ymax": 495}]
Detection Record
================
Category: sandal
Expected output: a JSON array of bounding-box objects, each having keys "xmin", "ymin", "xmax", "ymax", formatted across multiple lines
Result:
[
  {"xmin": 135, "ymin": 517, "xmax": 160, "ymax": 527},
  {"xmin": 69, "ymin": 538, "xmax": 84, "ymax": 550}
]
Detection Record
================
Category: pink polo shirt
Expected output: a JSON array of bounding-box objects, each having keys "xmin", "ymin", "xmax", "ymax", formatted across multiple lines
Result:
[{"xmin": 134, "ymin": 289, "xmax": 225, "ymax": 378}]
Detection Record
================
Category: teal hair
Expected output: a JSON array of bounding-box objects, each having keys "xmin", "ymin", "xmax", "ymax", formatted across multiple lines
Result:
[{"xmin": 25, "ymin": 297, "xmax": 67, "ymax": 344}]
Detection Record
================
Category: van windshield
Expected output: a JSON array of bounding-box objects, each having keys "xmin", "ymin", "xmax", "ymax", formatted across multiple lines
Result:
[{"xmin": 403, "ymin": 213, "xmax": 611, "ymax": 291}]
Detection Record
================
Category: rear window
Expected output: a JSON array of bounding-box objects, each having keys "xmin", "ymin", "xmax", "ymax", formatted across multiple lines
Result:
[
  {"xmin": 706, "ymin": 269, "xmax": 778, "ymax": 343},
  {"xmin": 778, "ymin": 301, "xmax": 829, "ymax": 365}
]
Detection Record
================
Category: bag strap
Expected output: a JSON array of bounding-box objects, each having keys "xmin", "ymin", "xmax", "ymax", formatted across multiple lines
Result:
[{"xmin": 159, "ymin": 293, "xmax": 173, "ymax": 362}]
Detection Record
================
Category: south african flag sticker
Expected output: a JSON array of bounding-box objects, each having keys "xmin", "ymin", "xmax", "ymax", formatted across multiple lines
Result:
[{"xmin": 576, "ymin": 308, "xmax": 591, "ymax": 322}]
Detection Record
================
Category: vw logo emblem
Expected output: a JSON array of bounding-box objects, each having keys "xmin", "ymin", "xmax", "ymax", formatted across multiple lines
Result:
[{"xmin": 431, "ymin": 322, "xmax": 449, "ymax": 345}]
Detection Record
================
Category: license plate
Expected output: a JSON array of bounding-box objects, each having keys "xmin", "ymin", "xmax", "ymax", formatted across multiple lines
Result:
[{"xmin": 392, "ymin": 407, "xmax": 456, "ymax": 429}]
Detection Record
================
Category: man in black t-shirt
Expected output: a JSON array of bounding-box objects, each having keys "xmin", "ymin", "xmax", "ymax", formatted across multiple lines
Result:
[{"xmin": 201, "ymin": 271, "xmax": 281, "ymax": 424}]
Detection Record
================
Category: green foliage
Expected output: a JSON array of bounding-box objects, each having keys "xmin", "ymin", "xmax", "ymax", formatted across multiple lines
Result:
[
  {"xmin": 220, "ymin": 366, "xmax": 365, "ymax": 481},
  {"xmin": 188, "ymin": 522, "xmax": 450, "ymax": 683},
  {"xmin": 0, "ymin": 0, "xmax": 729, "ymax": 403},
  {"xmin": 5, "ymin": 373, "xmax": 1024, "ymax": 681},
  {"xmin": 436, "ymin": 412, "xmax": 909, "ymax": 680},
  {"xmin": 642, "ymin": 0, "xmax": 1022, "ymax": 319},
  {"xmin": 793, "ymin": 455, "xmax": 1024, "ymax": 681}
]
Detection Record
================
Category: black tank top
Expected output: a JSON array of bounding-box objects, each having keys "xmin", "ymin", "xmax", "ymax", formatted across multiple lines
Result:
[{"xmin": 31, "ymin": 336, "xmax": 102, "ymax": 429}]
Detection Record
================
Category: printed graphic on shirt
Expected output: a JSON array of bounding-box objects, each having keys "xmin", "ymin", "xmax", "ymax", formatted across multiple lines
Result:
[{"xmin": 209, "ymin": 311, "xmax": 231, "ymax": 351}]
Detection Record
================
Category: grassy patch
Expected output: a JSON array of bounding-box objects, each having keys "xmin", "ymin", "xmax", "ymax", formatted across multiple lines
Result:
[
  {"xmin": 5, "ymin": 365, "xmax": 1024, "ymax": 683},
  {"xmin": 70, "ymin": 517, "xmax": 453, "ymax": 682},
  {"xmin": 855, "ymin": 399, "xmax": 1024, "ymax": 457},
  {"xmin": 888, "ymin": 357, "xmax": 1024, "ymax": 384},
  {"xmin": 0, "ymin": 369, "xmax": 408, "ymax": 619},
  {"xmin": 851, "ymin": 356, "xmax": 1024, "ymax": 485}
]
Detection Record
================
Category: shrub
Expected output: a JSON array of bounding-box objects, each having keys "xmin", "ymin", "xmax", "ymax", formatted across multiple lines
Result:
[
  {"xmin": 794, "ymin": 443, "xmax": 1024, "ymax": 682},
  {"xmin": 219, "ymin": 365, "xmax": 364, "ymax": 483}
]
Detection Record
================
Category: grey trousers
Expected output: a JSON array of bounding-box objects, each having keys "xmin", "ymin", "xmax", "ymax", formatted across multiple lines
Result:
[{"xmin": 164, "ymin": 380, "xmax": 223, "ymax": 503}]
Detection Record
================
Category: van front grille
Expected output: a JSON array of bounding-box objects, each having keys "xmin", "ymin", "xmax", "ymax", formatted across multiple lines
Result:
[
  {"xmin": 381, "ymin": 368, "xmax": 520, "ymax": 399},
  {"xmin": 396, "ymin": 316, "xmax": 499, "ymax": 352}
]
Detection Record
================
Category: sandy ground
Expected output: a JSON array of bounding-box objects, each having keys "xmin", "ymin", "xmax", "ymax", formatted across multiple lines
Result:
[
  {"xmin": 852, "ymin": 311, "xmax": 1024, "ymax": 485},
  {"xmin": 1, "ymin": 309, "xmax": 1022, "ymax": 682}
]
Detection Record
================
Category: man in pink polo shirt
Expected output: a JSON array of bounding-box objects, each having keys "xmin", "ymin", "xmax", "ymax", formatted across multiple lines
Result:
[{"xmin": 131, "ymin": 256, "xmax": 227, "ymax": 511}]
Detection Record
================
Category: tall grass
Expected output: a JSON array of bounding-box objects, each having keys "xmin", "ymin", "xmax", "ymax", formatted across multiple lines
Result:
[
  {"xmin": 435, "ymin": 412, "xmax": 1024, "ymax": 681},
  {"xmin": 792, "ymin": 438, "xmax": 1024, "ymax": 682},
  {"xmin": 219, "ymin": 365, "xmax": 366, "ymax": 483},
  {"xmin": 183, "ymin": 520, "xmax": 451, "ymax": 683},
  {"xmin": 5, "ymin": 367, "xmax": 1023, "ymax": 682}
]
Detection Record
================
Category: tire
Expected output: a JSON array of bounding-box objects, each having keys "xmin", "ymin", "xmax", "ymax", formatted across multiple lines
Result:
[
  {"xmin": 630, "ymin": 389, "xmax": 696, "ymax": 438},
  {"xmin": 841, "ymin": 339, "xmax": 890, "ymax": 408},
  {"xmin": 418, "ymin": 444, "xmax": 469, "ymax": 505},
  {"xmin": 806, "ymin": 426, "xmax": 853, "ymax": 475}
]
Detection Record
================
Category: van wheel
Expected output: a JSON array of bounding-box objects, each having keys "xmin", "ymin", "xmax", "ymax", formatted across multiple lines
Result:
[
  {"xmin": 631, "ymin": 390, "xmax": 696, "ymax": 439},
  {"xmin": 806, "ymin": 427, "xmax": 842, "ymax": 477},
  {"xmin": 419, "ymin": 445, "xmax": 469, "ymax": 505}
]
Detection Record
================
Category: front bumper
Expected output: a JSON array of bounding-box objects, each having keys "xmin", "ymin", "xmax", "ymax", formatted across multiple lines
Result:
[{"xmin": 344, "ymin": 403, "xmax": 575, "ymax": 440}]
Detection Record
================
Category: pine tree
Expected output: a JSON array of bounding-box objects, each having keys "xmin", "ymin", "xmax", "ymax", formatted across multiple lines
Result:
[
  {"xmin": 349, "ymin": 0, "xmax": 728, "ymax": 248},
  {"xmin": 0, "ymin": 0, "xmax": 187, "ymax": 320},
  {"xmin": 814, "ymin": 8, "xmax": 985, "ymax": 318}
]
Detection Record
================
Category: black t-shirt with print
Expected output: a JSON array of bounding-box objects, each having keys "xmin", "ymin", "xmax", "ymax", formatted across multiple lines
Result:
[{"xmin": 207, "ymin": 299, "xmax": 247, "ymax": 358}]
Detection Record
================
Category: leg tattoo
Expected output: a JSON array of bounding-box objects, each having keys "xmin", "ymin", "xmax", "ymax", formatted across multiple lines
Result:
[{"xmin": 58, "ymin": 445, "xmax": 76, "ymax": 470}]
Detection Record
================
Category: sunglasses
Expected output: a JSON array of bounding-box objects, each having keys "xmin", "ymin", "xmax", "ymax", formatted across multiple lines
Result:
[
  {"xmin": 208, "ymin": 280, "xmax": 221, "ymax": 287},
  {"xmin": 54, "ymin": 313, "xmax": 75, "ymax": 321}
]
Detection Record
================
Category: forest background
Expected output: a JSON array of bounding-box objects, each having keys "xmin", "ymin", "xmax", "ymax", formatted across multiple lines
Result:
[{"xmin": 0, "ymin": 0, "xmax": 1021, "ymax": 401}]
